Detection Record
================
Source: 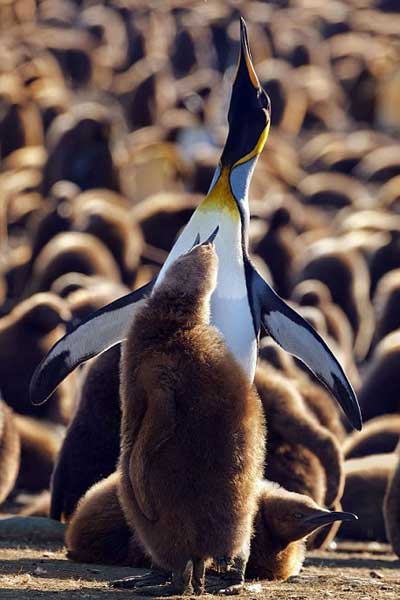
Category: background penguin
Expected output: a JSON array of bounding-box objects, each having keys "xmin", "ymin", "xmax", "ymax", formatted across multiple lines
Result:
[
  {"xmin": 130, "ymin": 192, "xmax": 200, "ymax": 254},
  {"xmin": 72, "ymin": 198, "xmax": 144, "ymax": 286},
  {"xmin": 0, "ymin": 398, "xmax": 21, "ymax": 506},
  {"xmin": 369, "ymin": 230, "xmax": 400, "ymax": 297},
  {"xmin": 291, "ymin": 279, "xmax": 355, "ymax": 368},
  {"xmin": 383, "ymin": 443, "xmax": 400, "ymax": 557},
  {"xmin": 339, "ymin": 453, "xmax": 397, "ymax": 541},
  {"xmin": 293, "ymin": 243, "xmax": 374, "ymax": 360},
  {"xmin": 13, "ymin": 414, "xmax": 62, "ymax": 493},
  {"xmin": 358, "ymin": 331, "xmax": 400, "ymax": 421},
  {"xmin": 372, "ymin": 269, "xmax": 400, "ymax": 347},
  {"xmin": 41, "ymin": 103, "xmax": 120, "ymax": 195},
  {"xmin": 255, "ymin": 364, "xmax": 344, "ymax": 508},
  {"xmin": 117, "ymin": 238, "xmax": 266, "ymax": 595},
  {"xmin": 29, "ymin": 231, "xmax": 122, "ymax": 293},
  {"xmin": 0, "ymin": 293, "xmax": 75, "ymax": 424},
  {"xmin": 343, "ymin": 415, "xmax": 400, "ymax": 459},
  {"xmin": 50, "ymin": 345, "xmax": 121, "ymax": 521},
  {"xmin": 251, "ymin": 206, "xmax": 298, "ymax": 298},
  {"xmin": 294, "ymin": 375, "xmax": 346, "ymax": 442}
]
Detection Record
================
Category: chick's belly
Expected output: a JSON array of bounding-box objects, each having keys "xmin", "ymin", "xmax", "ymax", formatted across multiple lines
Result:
[{"xmin": 143, "ymin": 440, "xmax": 248, "ymax": 558}]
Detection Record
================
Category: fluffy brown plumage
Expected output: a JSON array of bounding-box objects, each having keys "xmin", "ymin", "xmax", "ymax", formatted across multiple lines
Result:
[
  {"xmin": 255, "ymin": 363, "xmax": 344, "ymax": 508},
  {"xmin": 0, "ymin": 399, "xmax": 21, "ymax": 505},
  {"xmin": 118, "ymin": 242, "xmax": 266, "ymax": 594},
  {"xmin": 340, "ymin": 453, "xmax": 397, "ymax": 541},
  {"xmin": 14, "ymin": 414, "xmax": 62, "ymax": 492},
  {"xmin": 343, "ymin": 415, "xmax": 400, "ymax": 459},
  {"xmin": 66, "ymin": 471, "xmax": 149, "ymax": 567},
  {"xmin": 31, "ymin": 232, "xmax": 121, "ymax": 292},
  {"xmin": 373, "ymin": 269, "xmax": 400, "ymax": 347},
  {"xmin": 358, "ymin": 332, "xmax": 400, "ymax": 421},
  {"xmin": 383, "ymin": 445, "xmax": 400, "ymax": 557},
  {"xmin": 0, "ymin": 293, "xmax": 75, "ymax": 423}
]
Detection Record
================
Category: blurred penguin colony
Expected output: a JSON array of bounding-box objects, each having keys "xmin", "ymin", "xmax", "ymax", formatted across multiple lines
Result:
[{"xmin": 1, "ymin": 0, "xmax": 400, "ymax": 580}]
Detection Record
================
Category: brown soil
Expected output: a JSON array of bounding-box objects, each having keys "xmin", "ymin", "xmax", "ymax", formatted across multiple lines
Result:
[{"xmin": 0, "ymin": 540, "xmax": 399, "ymax": 600}]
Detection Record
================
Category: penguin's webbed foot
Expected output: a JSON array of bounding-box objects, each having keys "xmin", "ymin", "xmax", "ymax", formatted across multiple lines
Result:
[
  {"xmin": 125, "ymin": 582, "xmax": 189, "ymax": 596},
  {"xmin": 206, "ymin": 556, "xmax": 245, "ymax": 595},
  {"xmin": 212, "ymin": 556, "xmax": 234, "ymax": 573},
  {"xmin": 109, "ymin": 569, "xmax": 170, "ymax": 589}
]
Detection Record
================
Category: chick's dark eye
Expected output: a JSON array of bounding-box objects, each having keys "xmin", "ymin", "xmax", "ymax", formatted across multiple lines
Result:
[{"xmin": 292, "ymin": 512, "xmax": 304, "ymax": 520}]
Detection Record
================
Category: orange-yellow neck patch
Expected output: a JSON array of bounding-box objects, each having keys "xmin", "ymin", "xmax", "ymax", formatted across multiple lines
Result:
[{"xmin": 198, "ymin": 167, "xmax": 240, "ymax": 220}]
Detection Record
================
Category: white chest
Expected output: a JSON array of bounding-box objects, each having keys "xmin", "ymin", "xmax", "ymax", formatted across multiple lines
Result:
[{"xmin": 156, "ymin": 208, "xmax": 258, "ymax": 381}]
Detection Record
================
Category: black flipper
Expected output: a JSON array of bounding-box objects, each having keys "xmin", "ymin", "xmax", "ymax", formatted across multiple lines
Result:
[
  {"xmin": 30, "ymin": 279, "xmax": 156, "ymax": 406},
  {"xmin": 250, "ymin": 266, "xmax": 362, "ymax": 430}
]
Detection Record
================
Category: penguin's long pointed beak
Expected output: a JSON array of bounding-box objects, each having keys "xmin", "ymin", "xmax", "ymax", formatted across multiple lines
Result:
[
  {"xmin": 220, "ymin": 18, "xmax": 271, "ymax": 169},
  {"xmin": 238, "ymin": 16, "xmax": 261, "ymax": 90},
  {"xmin": 303, "ymin": 510, "xmax": 358, "ymax": 527}
]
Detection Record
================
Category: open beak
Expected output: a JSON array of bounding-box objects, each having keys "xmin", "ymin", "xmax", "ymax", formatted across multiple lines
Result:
[
  {"xmin": 204, "ymin": 225, "xmax": 220, "ymax": 245},
  {"xmin": 303, "ymin": 510, "xmax": 358, "ymax": 528},
  {"xmin": 189, "ymin": 226, "xmax": 219, "ymax": 252}
]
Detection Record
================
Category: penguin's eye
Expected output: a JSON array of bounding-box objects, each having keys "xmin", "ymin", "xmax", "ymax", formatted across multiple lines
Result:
[{"xmin": 292, "ymin": 512, "xmax": 304, "ymax": 520}]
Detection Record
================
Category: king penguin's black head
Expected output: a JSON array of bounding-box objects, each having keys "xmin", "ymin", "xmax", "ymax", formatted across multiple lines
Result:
[{"xmin": 220, "ymin": 18, "xmax": 271, "ymax": 169}]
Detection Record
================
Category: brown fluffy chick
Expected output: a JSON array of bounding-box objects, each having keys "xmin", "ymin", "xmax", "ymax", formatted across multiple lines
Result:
[
  {"xmin": 0, "ymin": 399, "xmax": 21, "ymax": 505},
  {"xmin": 14, "ymin": 414, "xmax": 62, "ymax": 492},
  {"xmin": 255, "ymin": 363, "xmax": 344, "ymax": 508},
  {"xmin": 358, "ymin": 331, "xmax": 400, "ymax": 421},
  {"xmin": 66, "ymin": 471, "xmax": 150, "ymax": 567},
  {"xmin": 118, "ymin": 238, "xmax": 266, "ymax": 595},
  {"xmin": 340, "ymin": 453, "xmax": 398, "ymax": 541},
  {"xmin": 66, "ymin": 475, "xmax": 356, "ymax": 583},
  {"xmin": 384, "ymin": 444, "xmax": 400, "ymax": 557},
  {"xmin": 0, "ymin": 293, "xmax": 75, "ymax": 424},
  {"xmin": 247, "ymin": 481, "xmax": 356, "ymax": 580},
  {"xmin": 258, "ymin": 340, "xmax": 346, "ymax": 441},
  {"xmin": 343, "ymin": 415, "xmax": 400, "ymax": 459}
]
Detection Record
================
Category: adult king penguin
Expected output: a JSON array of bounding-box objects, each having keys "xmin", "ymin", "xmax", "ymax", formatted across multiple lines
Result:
[{"xmin": 30, "ymin": 18, "xmax": 362, "ymax": 431}]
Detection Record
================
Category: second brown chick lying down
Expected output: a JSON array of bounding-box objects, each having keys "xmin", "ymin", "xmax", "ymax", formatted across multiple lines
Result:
[{"xmin": 66, "ymin": 474, "xmax": 356, "ymax": 582}]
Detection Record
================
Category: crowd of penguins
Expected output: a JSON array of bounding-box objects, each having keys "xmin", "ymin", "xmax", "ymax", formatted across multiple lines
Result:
[{"xmin": 1, "ymin": 0, "xmax": 400, "ymax": 592}]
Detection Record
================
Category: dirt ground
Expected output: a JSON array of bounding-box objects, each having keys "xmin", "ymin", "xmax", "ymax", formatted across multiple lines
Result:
[{"xmin": 0, "ymin": 538, "xmax": 399, "ymax": 600}]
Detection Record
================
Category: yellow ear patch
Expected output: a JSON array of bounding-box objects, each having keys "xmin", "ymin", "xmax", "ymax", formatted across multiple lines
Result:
[
  {"xmin": 198, "ymin": 168, "xmax": 240, "ymax": 220},
  {"xmin": 234, "ymin": 121, "xmax": 270, "ymax": 167}
]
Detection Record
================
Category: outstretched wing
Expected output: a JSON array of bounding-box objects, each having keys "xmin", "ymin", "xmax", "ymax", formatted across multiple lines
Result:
[
  {"xmin": 249, "ymin": 265, "xmax": 362, "ymax": 430},
  {"xmin": 30, "ymin": 279, "xmax": 156, "ymax": 407}
]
